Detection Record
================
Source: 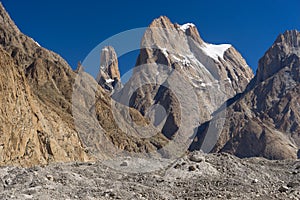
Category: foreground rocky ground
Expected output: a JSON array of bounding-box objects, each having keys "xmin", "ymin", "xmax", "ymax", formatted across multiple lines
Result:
[{"xmin": 0, "ymin": 152, "xmax": 299, "ymax": 200}]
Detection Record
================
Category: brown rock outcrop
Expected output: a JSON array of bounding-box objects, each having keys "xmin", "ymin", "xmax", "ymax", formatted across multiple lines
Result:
[{"xmin": 0, "ymin": 2, "xmax": 166, "ymax": 166}]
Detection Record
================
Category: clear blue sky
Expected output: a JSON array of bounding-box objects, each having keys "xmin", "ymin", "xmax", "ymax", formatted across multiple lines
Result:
[{"xmin": 2, "ymin": 0, "xmax": 299, "ymax": 75}]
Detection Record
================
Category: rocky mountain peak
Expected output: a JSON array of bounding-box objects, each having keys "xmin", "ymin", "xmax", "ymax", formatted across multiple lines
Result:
[
  {"xmin": 184, "ymin": 23, "xmax": 204, "ymax": 45},
  {"xmin": 148, "ymin": 16, "xmax": 204, "ymax": 45},
  {"xmin": 0, "ymin": 2, "xmax": 20, "ymax": 34},
  {"xmin": 191, "ymin": 29, "xmax": 300, "ymax": 160},
  {"xmin": 96, "ymin": 46, "xmax": 121, "ymax": 92},
  {"xmin": 100, "ymin": 46, "xmax": 120, "ymax": 80},
  {"xmin": 275, "ymin": 30, "xmax": 300, "ymax": 48},
  {"xmin": 137, "ymin": 16, "xmax": 253, "ymax": 94},
  {"xmin": 149, "ymin": 16, "xmax": 175, "ymax": 29},
  {"xmin": 123, "ymin": 16, "xmax": 253, "ymax": 142},
  {"xmin": 255, "ymin": 30, "xmax": 300, "ymax": 84}
]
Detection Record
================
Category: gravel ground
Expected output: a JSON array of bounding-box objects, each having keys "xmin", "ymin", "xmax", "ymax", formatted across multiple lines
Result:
[{"xmin": 0, "ymin": 152, "xmax": 299, "ymax": 200}]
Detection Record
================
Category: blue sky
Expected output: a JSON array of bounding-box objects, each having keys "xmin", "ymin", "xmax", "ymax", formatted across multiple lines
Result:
[{"xmin": 2, "ymin": 0, "xmax": 299, "ymax": 75}]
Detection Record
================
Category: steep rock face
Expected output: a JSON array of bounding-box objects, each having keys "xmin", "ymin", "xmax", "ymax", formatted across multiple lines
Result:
[
  {"xmin": 0, "ymin": 2, "xmax": 75, "ymax": 109},
  {"xmin": 123, "ymin": 16, "xmax": 253, "ymax": 140},
  {"xmin": 0, "ymin": 3, "xmax": 166, "ymax": 166},
  {"xmin": 0, "ymin": 2, "xmax": 92, "ymax": 166},
  {"xmin": 0, "ymin": 47, "xmax": 91, "ymax": 166},
  {"xmin": 96, "ymin": 46, "xmax": 121, "ymax": 92},
  {"xmin": 190, "ymin": 30, "xmax": 300, "ymax": 159},
  {"xmin": 254, "ymin": 30, "xmax": 300, "ymax": 84}
]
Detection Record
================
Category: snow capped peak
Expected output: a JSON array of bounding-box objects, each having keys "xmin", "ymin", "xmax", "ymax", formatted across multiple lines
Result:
[
  {"xmin": 200, "ymin": 42, "xmax": 231, "ymax": 61},
  {"xmin": 179, "ymin": 23, "xmax": 195, "ymax": 32}
]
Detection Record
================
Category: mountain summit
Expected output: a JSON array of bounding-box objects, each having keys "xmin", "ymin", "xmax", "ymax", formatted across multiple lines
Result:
[
  {"xmin": 122, "ymin": 16, "xmax": 253, "ymax": 142},
  {"xmin": 190, "ymin": 30, "xmax": 300, "ymax": 159},
  {"xmin": 254, "ymin": 30, "xmax": 300, "ymax": 85},
  {"xmin": 96, "ymin": 46, "xmax": 121, "ymax": 92}
]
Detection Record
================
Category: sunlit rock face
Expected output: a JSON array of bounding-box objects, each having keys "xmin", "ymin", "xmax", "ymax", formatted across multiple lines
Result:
[{"xmin": 123, "ymin": 16, "xmax": 253, "ymax": 141}]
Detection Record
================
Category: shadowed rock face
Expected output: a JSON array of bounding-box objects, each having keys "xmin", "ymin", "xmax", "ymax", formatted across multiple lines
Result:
[
  {"xmin": 190, "ymin": 30, "xmax": 300, "ymax": 160},
  {"xmin": 254, "ymin": 30, "xmax": 300, "ymax": 85},
  {"xmin": 124, "ymin": 16, "xmax": 253, "ymax": 140}
]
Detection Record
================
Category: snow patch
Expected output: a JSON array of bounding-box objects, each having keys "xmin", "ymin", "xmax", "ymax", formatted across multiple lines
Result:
[
  {"xmin": 225, "ymin": 77, "xmax": 232, "ymax": 84},
  {"xmin": 182, "ymin": 57, "xmax": 191, "ymax": 66},
  {"xmin": 172, "ymin": 55, "xmax": 181, "ymax": 62},
  {"xmin": 102, "ymin": 47, "xmax": 109, "ymax": 52},
  {"xmin": 201, "ymin": 43, "xmax": 231, "ymax": 61},
  {"xmin": 161, "ymin": 48, "xmax": 168, "ymax": 57},
  {"xmin": 179, "ymin": 23, "xmax": 195, "ymax": 32},
  {"xmin": 30, "ymin": 37, "xmax": 41, "ymax": 47},
  {"xmin": 171, "ymin": 54, "xmax": 191, "ymax": 67},
  {"xmin": 200, "ymin": 83, "xmax": 206, "ymax": 87},
  {"xmin": 105, "ymin": 79, "xmax": 114, "ymax": 83}
]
